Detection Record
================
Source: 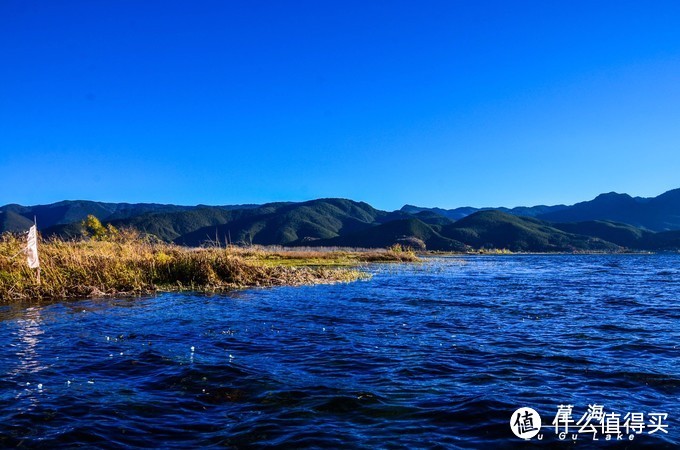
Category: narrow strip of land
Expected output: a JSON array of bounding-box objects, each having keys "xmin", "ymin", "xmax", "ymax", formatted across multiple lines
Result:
[{"xmin": 0, "ymin": 231, "xmax": 417, "ymax": 302}]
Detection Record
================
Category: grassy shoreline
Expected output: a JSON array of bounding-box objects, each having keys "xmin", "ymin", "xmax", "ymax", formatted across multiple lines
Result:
[{"xmin": 0, "ymin": 231, "xmax": 418, "ymax": 302}]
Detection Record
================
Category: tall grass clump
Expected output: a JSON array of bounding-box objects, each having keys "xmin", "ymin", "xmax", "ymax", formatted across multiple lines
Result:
[
  {"xmin": 0, "ymin": 229, "xmax": 373, "ymax": 302},
  {"xmin": 231, "ymin": 245, "xmax": 419, "ymax": 265}
]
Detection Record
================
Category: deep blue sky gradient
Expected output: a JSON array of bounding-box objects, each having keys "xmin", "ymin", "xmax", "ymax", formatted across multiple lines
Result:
[{"xmin": 2, "ymin": 1, "xmax": 680, "ymax": 209}]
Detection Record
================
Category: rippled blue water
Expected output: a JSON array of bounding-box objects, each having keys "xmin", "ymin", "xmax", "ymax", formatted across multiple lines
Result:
[{"xmin": 1, "ymin": 255, "xmax": 679, "ymax": 448}]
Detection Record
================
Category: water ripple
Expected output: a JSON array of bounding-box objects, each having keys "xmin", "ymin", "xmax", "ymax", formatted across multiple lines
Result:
[{"xmin": 0, "ymin": 255, "xmax": 679, "ymax": 448}]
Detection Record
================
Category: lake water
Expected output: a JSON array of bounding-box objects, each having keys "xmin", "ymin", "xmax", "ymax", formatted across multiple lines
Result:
[{"xmin": 1, "ymin": 255, "xmax": 679, "ymax": 448}]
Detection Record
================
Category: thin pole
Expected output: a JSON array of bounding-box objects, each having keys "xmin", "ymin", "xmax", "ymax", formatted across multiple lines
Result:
[{"xmin": 34, "ymin": 216, "xmax": 41, "ymax": 285}]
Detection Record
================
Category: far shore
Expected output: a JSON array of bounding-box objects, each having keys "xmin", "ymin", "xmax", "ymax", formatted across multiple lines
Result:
[
  {"xmin": 5, "ymin": 228, "xmax": 675, "ymax": 304},
  {"xmin": 426, "ymin": 250, "xmax": 661, "ymax": 256}
]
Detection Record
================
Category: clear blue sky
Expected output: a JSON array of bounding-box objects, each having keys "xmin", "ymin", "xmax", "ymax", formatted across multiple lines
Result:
[{"xmin": 1, "ymin": 1, "xmax": 680, "ymax": 210}]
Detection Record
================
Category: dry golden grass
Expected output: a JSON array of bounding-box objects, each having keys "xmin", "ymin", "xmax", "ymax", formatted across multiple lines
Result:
[
  {"xmin": 0, "ymin": 230, "xmax": 417, "ymax": 302},
  {"xmin": 231, "ymin": 245, "xmax": 419, "ymax": 266}
]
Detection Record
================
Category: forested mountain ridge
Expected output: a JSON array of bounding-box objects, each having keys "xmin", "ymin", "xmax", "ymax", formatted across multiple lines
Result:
[{"xmin": 4, "ymin": 190, "xmax": 680, "ymax": 252}]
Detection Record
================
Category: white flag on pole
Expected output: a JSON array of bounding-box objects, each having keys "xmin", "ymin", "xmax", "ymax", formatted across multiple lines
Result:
[{"xmin": 26, "ymin": 225, "xmax": 40, "ymax": 269}]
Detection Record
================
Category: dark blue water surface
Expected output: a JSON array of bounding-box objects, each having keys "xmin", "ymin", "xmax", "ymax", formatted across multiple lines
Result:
[{"xmin": 1, "ymin": 255, "xmax": 679, "ymax": 449}]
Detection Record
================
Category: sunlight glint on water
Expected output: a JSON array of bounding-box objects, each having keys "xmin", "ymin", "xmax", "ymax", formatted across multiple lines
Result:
[{"xmin": 0, "ymin": 255, "xmax": 678, "ymax": 448}]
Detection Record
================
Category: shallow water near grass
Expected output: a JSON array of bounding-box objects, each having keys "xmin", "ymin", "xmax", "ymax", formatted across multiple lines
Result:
[{"xmin": 1, "ymin": 255, "xmax": 679, "ymax": 448}]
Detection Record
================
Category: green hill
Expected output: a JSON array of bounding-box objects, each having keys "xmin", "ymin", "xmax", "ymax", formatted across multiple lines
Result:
[
  {"xmin": 307, "ymin": 217, "xmax": 468, "ymax": 251},
  {"xmin": 403, "ymin": 188, "xmax": 680, "ymax": 232},
  {"xmin": 538, "ymin": 190, "xmax": 680, "ymax": 231},
  {"xmin": 439, "ymin": 210, "xmax": 620, "ymax": 252},
  {"xmin": 552, "ymin": 220, "xmax": 653, "ymax": 248},
  {"xmin": 412, "ymin": 211, "xmax": 456, "ymax": 228},
  {"xmin": 6, "ymin": 193, "xmax": 680, "ymax": 252},
  {"xmin": 0, "ymin": 200, "xmax": 262, "ymax": 234},
  {"xmin": 1, "ymin": 200, "xmax": 198, "ymax": 232},
  {"xmin": 401, "ymin": 204, "xmax": 567, "ymax": 220},
  {"xmin": 638, "ymin": 230, "xmax": 680, "ymax": 251},
  {"xmin": 0, "ymin": 210, "xmax": 35, "ymax": 233},
  {"xmin": 176, "ymin": 199, "xmax": 388, "ymax": 246}
]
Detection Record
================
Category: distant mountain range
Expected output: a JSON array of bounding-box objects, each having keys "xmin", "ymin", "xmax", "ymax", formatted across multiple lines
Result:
[
  {"xmin": 2, "ymin": 189, "xmax": 680, "ymax": 252},
  {"xmin": 400, "ymin": 203, "xmax": 568, "ymax": 220},
  {"xmin": 403, "ymin": 189, "xmax": 680, "ymax": 231}
]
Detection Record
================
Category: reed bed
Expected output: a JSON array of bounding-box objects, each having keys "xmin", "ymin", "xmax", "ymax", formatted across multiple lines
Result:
[
  {"xmin": 231, "ymin": 245, "xmax": 419, "ymax": 266},
  {"xmin": 0, "ymin": 230, "xmax": 416, "ymax": 302}
]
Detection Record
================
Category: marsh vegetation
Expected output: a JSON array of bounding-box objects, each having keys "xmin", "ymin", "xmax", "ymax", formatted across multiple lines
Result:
[{"xmin": 0, "ymin": 226, "xmax": 417, "ymax": 302}]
